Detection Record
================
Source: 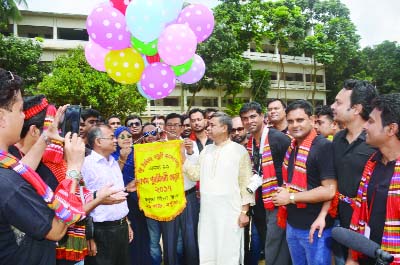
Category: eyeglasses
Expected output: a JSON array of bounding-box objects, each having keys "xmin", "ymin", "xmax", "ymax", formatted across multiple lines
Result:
[
  {"xmin": 98, "ymin": 136, "xmax": 116, "ymax": 140},
  {"xmin": 143, "ymin": 130, "xmax": 157, "ymax": 137},
  {"xmin": 118, "ymin": 134, "xmax": 132, "ymax": 140},
  {"xmin": 166, "ymin": 123, "xmax": 182, "ymax": 128},
  {"xmin": 128, "ymin": 122, "xmax": 141, "ymax": 127},
  {"xmin": 231, "ymin": 127, "xmax": 245, "ymax": 133},
  {"xmin": 110, "ymin": 122, "xmax": 121, "ymax": 125}
]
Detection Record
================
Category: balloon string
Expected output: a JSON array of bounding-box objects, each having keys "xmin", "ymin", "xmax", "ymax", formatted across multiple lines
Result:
[{"xmin": 133, "ymin": 129, "xmax": 180, "ymax": 144}]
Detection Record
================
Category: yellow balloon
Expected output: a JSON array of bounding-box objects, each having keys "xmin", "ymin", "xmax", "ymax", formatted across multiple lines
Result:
[{"xmin": 105, "ymin": 47, "xmax": 145, "ymax": 84}]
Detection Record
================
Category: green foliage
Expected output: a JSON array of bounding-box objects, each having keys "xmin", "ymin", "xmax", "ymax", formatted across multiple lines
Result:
[
  {"xmin": 353, "ymin": 41, "xmax": 400, "ymax": 94},
  {"xmin": 250, "ymin": 70, "xmax": 271, "ymax": 108},
  {"xmin": 0, "ymin": 0, "xmax": 27, "ymax": 28},
  {"xmin": 0, "ymin": 33, "xmax": 50, "ymax": 93},
  {"xmin": 224, "ymin": 97, "xmax": 244, "ymax": 117},
  {"xmin": 37, "ymin": 47, "xmax": 147, "ymax": 118}
]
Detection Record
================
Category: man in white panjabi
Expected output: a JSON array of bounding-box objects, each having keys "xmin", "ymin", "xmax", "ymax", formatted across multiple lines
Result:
[{"xmin": 184, "ymin": 112, "xmax": 254, "ymax": 265}]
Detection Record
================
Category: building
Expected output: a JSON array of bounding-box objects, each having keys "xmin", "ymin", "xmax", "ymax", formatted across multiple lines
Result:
[{"xmin": 1, "ymin": 10, "xmax": 327, "ymax": 117}]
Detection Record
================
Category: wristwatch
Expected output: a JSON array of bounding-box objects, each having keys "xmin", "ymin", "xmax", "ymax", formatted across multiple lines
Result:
[
  {"xmin": 241, "ymin": 210, "xmax": 253, "ymax": 217},
  {"xmin": 66, "ymin": 169, "xmax": 82, "ymax": 181},
  {"xmin": 289, "ymin": 193, "xmax": 296, "ymax": 204}
]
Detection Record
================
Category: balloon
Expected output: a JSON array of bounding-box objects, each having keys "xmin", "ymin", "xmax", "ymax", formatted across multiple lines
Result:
[
  {"xmin": 105, "ymin": 47, "xmax": 145, "ymax": 84},
  {"xmin": 131, "ymin": 37, "xmax": 158, "ymax": 56},
  {"xmin": 146, "ymin": 53, "xmax": 161, "ymax": 64},
  {"xmin": 110, "ymin": 0, "xmax": 131, "ymax": 15},
  {"xmin": 162, "ymin": 0, "xmax": 184, "ymax": 23},
  {"xmin": 137, "ymin": 82, "xmax": 155, "ymax": 100},
  {"xmin": 85, "ymin": 38, "xmax": 109, "ymax": 71},
  {"xmin": 86, "ymin": 5, "xmax": 131, "ymax": 50},
  {"xmin": 125, "ymin": 1, "xmax": 166, "ymax": 43},
  {"xmin": 171, "ymin": 57, "xmax": 194, "ymax": 76},
  {"xmin": 140, "ymin": 63, "xmax": 176, "ymax": 99},
  {"xmin": 177, "ymin": 54, "xmax": 205, "ymax": 84},
  {"xmin": 177, "ymin": 4, "xmax": 215, "ymax": 43},
  {"xmin": 158, "ymin": 24, "xmax": 197, "ymax": 66}
]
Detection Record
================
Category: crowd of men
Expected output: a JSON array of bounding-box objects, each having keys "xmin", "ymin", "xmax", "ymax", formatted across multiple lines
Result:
[{"xmin": 1, "ymin": 67, "xmax": 400, "ymax": 265}]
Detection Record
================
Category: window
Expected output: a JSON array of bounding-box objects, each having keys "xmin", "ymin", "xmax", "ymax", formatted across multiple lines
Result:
[
  {"xmin": 163, "ymin": 97, "xmax": 179, "ymax": 106},
  {"xmin": 305, "ymin": 74, "xmax": 324, "ymax": 83},
  {"xmin": 57, "ymin": 27, "xmax": 88, "ymax": 41},
  {"xmin": 201, "ymin": 98, "xmax": 218, "ymax": 107},
  {"xmin": 0, "ymin": 24, "xmax": 13, "ymax": 36},
  {"xmin": 270, "ymin": 72, "xmax": 277, "ymax": 80},
  {"xmin": 18, "ymin": 25, "xmax": 53, "ymax": 39}
]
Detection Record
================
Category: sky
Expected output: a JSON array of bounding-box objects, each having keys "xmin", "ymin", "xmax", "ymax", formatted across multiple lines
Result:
[{"xmin": 19, "ymin": 0, "xmax": 400, "ymax": 48}]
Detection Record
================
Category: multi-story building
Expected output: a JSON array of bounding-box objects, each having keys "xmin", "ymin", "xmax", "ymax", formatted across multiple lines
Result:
[{"xmin": 1, "ymin": 10, "xmax": 327, "ymax": 117}]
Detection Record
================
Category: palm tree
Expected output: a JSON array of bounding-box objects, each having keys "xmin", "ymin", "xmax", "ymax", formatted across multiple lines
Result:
[{"xmin": 0, "ymin": 0, "xmax": 27, "ymax": 28}]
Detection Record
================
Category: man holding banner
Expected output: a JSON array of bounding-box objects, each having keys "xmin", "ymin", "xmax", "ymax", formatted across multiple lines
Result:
[{"xmin": 184, "ymin": 112, "xmax": 254, "ymax": 265}]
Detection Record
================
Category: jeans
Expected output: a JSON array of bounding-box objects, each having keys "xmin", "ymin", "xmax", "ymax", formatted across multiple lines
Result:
[
  {"xmin": 332, "ymin": 219, "xmax": 346, "ymax": 265},
  {"xmin": 249, "ymin": 221, "xmax": 263, "ymax": 265},
  {"xmin": 286, "ymin": 223, "xmax": 332, "ymax": 265},
  {"xmin": 147, "ymin": 218, "xmax": 162, "ymax": 265}
]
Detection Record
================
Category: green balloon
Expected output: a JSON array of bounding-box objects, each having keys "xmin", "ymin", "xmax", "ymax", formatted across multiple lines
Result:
[
  {"xmin": 171, "ymin": 57, "xmax": 194, "ymax": 76},
  {"xmin": 131, "ymin": 37, "xmax": 158, "ymax": 56}
]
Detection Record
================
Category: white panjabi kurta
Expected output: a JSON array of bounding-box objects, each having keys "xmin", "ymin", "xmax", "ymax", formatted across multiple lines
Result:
[{"xmin": 184, "ymin": 140, "xmax": 254, "ymax": 265}]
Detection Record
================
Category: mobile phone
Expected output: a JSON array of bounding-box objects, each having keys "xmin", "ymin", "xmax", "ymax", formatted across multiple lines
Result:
[{"xmin": 61, "ymin": 105, "xmax": 81, "ymax": 137}]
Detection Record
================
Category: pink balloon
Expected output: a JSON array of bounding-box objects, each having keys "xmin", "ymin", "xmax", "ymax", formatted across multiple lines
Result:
[
  {"xmin": 177, "ymin": 54, "xmax": 205, "ymax": 84},
  {"xmin": 86, "ymin": 5, "xmax": 130, "ymax": 50},
  {"xmin": 85, "ymin": 38, "xmax": 109, "ymax": 71},
  {"xmin": 158, "ymin": 24, "xmax": 197, "ymax": 66},
  {"xmin": 177, "ymin": 4, "xmax": 214, "ymax": 43},
  {"xmin": 140, "ymin": 63, "xmax": 176, "ymax": 99}
]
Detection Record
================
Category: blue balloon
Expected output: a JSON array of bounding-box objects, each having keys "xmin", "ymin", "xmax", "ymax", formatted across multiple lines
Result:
[
  {"xmin": 137, "ymin": 82, "xmax": 155, "ymax": 100},
  {"xmin": 126, "ymin": 0, "xmax": 177, "ymax": 43}
]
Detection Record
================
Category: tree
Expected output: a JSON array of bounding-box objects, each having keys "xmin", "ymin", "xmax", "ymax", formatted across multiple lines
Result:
[
  {"xmin": 0, "ymin": 33, "xmax": 50, "ymax": 92},
  {"xmin": 37, "ymin": 47, "xmax": 147, "ymax": 118},
  {"xmin": 354, "ymin": 41, "xmax": 400, "ymax": 94},
  {"xmin": 0, "ymin": 0, "xmax": 27, "ymax": 28},
  {"xmin": 250, "ymin": 69, "xmax": 271, "ymax": 108}
]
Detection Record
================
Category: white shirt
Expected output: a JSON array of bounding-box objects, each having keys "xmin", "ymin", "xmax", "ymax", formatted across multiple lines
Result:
[
  {"xmin": 81, "ymin": 150, "xmax": 129, "ymax": 222},
  {"xmin": 183, "ymin": 138, "xmax": 199, "ymax": 191}
]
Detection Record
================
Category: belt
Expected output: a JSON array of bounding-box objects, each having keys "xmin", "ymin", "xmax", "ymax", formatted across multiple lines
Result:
[
  {"xmin": 94, "ymin": 217, "xmax": 127, "ymax": 227},
  {"xmin": 185, "ymin": 186, "xmax": 196, "ymax": 196}
]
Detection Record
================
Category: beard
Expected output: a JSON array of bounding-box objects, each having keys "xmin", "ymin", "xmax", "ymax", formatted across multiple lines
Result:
[{"xmin": 232, "ymin": 134, "xmax": 247, "ymax": 144}]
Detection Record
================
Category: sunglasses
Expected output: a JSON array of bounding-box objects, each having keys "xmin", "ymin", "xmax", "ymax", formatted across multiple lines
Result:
[
  {"xmin": 143, "ymin": 130, "xmax": 157, "ymax": 137},
  {"xmin": 118, "ymin": 134, "xmax": 132, "ymax": 140},
  {"xmin": 128, "ymin": 121, "xmax": 141, "ymax": 127},
  {"xmin": 231, "ymin": 127, "xmax": 245, "ymax": 133}
]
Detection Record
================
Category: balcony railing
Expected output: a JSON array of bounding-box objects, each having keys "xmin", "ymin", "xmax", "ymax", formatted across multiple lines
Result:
[
  {"xmin": 243, "ymin": 51, "xmax": 323, "ymax": 66},
  {"xmin": 270, "ymin": 80, "xmax": 326, "ymax": 90},
  {"xmin": 141, "ymin": 105, "xmax": 227, "ymax": 118}
]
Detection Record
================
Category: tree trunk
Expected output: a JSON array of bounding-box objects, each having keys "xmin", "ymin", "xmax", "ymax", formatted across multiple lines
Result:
[
  {"xmin": 279, "ymin": 47, "xmax": 287, "ymax": 104},
  {"xmin": 311, "ymin": 59, "xmax": 317, "ymax": 107}
]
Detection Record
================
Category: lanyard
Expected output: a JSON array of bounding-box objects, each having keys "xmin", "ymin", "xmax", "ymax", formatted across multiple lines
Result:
[{"xmin": 252, "ymin": 126, "xmax": 269, "ymax": 175}]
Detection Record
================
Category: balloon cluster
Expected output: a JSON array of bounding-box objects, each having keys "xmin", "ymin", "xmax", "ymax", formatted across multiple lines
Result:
[{"xmin": 85, "ymin": 0, "xmax": 214, "ymax": 100}]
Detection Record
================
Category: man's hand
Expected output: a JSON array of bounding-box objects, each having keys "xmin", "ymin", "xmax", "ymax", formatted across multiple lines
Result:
[
  {"xmin": 101, "ymin": 190, "xmax": 128, "ymax": 205},
  {"xmin": 128, "ymin": 223, "xmax": 134, "ymax": 243},
  {"xmin": 96, "ymin": 184, "xmax": 125, "ymax": 201},
  {"xmin": 309, "ymin": 215, "xmax": 326, "ymax": 243},
  {"xmin": 87, "ymin": 239, "xmax": 97, "ymax": 256},
  {"xmin": 272, "ymin": 187, "xmax": 290, "ymax": 206},
  {"xmin": 46, "ymin": 105, "xmax": 68, "ymax": 143},
  {"xmin": 183, "ymin": 138, "xmax": 194, "ymax": 155},
  {"xmin": 238, "ymin": 212, "xmax": 250, "ymax": 228}
]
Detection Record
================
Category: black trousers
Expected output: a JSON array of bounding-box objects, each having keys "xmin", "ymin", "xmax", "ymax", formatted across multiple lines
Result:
[{"xmin": 85, "ymin": 221, "xmax": 130, "ymax": 265}]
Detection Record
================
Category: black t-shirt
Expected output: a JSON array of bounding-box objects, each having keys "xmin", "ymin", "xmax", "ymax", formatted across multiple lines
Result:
[
  {"xmin": 286, "ymin": 135, "xmax": 336, "ymax": 229},
  {"xmin": 332, "ymin": 129, "xmax": 376, "ymax": 228},
  {"xmin": 9, "ymin": 146, "xmax": 59, "ymax": 191},
  {"xmin": 0, "ymin": 168, "xmax": 56, "ymax": 265},
  {"xmin": 195, "ymin": 137, "xmax": 213, "ymax": 153}
]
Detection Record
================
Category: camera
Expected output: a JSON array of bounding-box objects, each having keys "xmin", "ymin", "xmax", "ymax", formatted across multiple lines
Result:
[{"xmin": 246, "ymin": 174, "xmax": 263, "ymax": 194}]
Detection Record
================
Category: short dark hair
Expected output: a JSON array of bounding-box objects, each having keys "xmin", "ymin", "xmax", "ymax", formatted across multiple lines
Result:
[
  {"xmin": 151, "ymin": 115, "xmax": 165, "ymax": 122},
  {"xmin": 107, "ymin": 114, "xmax": 120, "ymax": 123},
  {"xmin": 81, "ymin": 108, "xmax": 100, "ymax": 122},
  {"xmin": 188, "ymin": 108, "xmax": 205, "ymax": 119},
  {"xmin": 165, "ymin": 113, "xmax": 183, "ymax": 124},
  {"xmin": 142, "ymin": 122, "xmax": 157, "ymax": 131},
  {"xmin": 266, "ymin": 98, "xmax": 286, "ymax": 109},
  {"xmin": 372, "ymin": 93, "xmax": 400, "ymax": 140},
  {"xmin": 343, "ymin": 79, "xmax": 378, "ymax": 121},
  {"xmin": 20, "ymin": 95, "xmax": 47, "ymax": 138},
  {"xmin": 182, "ymin": 114, "xmax": 189, "ymax": 121},
  {"xmin": 239, "ymin": 101, "xmax": 263, "ymax": 117},
  {"xmin": 315, "ymin": 105, "xmax": 334, "ymax": 121},
  {"xmin": 286, "ymin": 100, "xmax": 313, "ymax": 117},
  {"xmin": 0, "ymin": 68, "xmax": 23, "ymax": 111},
  {"xmin": 210, "ymin": 112, "xmax": 232, "ymax": 134},
  {"xmin": 125, "ymin": 115, "xmax": 142, "ymax": 126}
]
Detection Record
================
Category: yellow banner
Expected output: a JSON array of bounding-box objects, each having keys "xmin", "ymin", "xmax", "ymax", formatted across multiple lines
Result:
[{"xmin": 134, "ymin": 140, "xmax": 186, "ymax": 221}]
